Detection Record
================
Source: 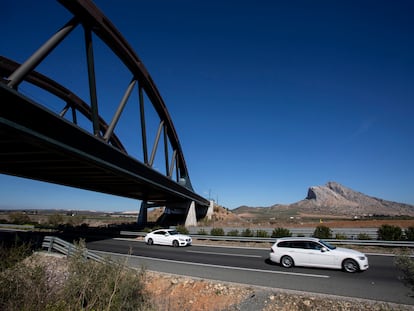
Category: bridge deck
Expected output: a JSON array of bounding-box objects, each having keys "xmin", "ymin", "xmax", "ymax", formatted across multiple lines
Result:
[{"xmin": 0, "ymin": 83, "xmax": 209, "ymax": 207}]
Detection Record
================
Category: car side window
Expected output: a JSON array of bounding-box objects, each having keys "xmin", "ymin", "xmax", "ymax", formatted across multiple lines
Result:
[
  {"xmin": 291, "ymin": 241, "xmax": 307, "ymax": 249},
  {"xmin": 277, "ymin": 241, "xmax": 291, "ymax": 248},
  {"xmin": 308, "ymin": 242, "xmax": 322, "ymax": 250},
  {"xmin": 155, "ymin": 231, "xmax": 164, "ymax": 235},
  {"xmin": 278, "ymin": 241, "xmax": 309, "ymax": 248}
]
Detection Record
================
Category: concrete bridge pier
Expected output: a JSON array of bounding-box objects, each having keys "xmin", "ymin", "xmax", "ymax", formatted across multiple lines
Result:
[
  {"xmin": 137, "ymin": 199, "xmax": 213, "ymax": 228},
  {"xmin": 137, "ymin": 201, "xmax": 163, "ymax": 227},
  {"xmin": 184, "ymin": 201, "xmax": 197, "ymax": 227},
  {"xmin": 137, "ymin": 201, "xmax": 150, "ymax": 227},
  {"xmin": 206, "ymin": 200, "xmax": 214, "ymax": 220}
]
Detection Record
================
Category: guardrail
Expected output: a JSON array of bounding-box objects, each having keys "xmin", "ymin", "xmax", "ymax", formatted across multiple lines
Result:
[
  {"xmin": 42, "ymin": 236, "xmax": 106, "ymax": 263},
  {"xmin": 191, "ymin": 227, "xmax": 381, "ymax": 240},
  {"xmin": 120, "ymin": 231, "xmax": 414, "ymax": 248},
  {"xmin": 0, "ymin": 224, "xmax": 35, "ymax": 231}
]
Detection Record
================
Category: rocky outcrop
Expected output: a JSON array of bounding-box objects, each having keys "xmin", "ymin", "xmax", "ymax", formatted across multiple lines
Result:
[
  {"xmin": 233, "ymin": 181, "xmax": 414, "ymax": 217},
  {"xmin": 295, "ymin": 181, "xmax": 414, "ymax": 216}
]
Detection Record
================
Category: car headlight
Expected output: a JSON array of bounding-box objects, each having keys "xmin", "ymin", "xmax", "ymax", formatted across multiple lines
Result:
[
  {"xmin": 179, "ymin": 238, "xmax": 185, "ymax": 241},
  {"xmin": 358, "ymin": 256, "xmax": 366, "ymax": 260}
]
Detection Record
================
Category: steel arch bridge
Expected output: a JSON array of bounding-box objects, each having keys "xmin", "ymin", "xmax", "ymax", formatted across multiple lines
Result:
[{"xmin": 0, "ymin": 0, "xmax": 211, "ymax": 226}]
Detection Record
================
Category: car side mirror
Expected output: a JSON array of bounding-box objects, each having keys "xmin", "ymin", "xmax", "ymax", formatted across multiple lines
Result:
[
  {"xmin": 321, "ymin": 247, "xmax": 328, "ymax": 253},
  {"xmin": 164, "ymin": 233, "xmax": 169, "ymax": 236}
]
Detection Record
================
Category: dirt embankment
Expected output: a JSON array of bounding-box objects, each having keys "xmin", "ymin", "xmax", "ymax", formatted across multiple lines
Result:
[{"xmin": 31, "ymin": 252, "xmax": 412, "ymax": 311}]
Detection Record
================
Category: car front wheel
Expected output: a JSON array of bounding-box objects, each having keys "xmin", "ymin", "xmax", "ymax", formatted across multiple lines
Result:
[
  {"xmin": 280, "ymin": 255, "xmax": 294, "ymax": 268},
  {"xmin": 147, "ymin": 238, "xmax": 153, "ymax": 245},
  {"xmin": 342, "ymin": 259, "xmax": 359, "ymax": 273},
  {"xmin": 172, "ymin": 240, "xmax": 179, "ymax": 247}
]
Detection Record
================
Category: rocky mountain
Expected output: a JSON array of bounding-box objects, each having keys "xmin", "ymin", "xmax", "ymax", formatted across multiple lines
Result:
[{"xmin": 233, "ymin": 181, "xmax": 414, "ymax": 217}]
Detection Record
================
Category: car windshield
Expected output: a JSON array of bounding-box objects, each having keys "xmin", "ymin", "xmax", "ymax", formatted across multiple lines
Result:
[
  {"xmin": 319, "ymin": 240, "xmax": 336, "ymax": 250},
  {"xmin": 168, "ymin": 230, "xmax": 179, "ymax": 235}
]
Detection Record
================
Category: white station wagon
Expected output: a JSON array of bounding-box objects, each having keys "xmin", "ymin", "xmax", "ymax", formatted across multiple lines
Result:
[{"xmin": 269, "ymin": 237, "xmax": 369, "ymax": 273}]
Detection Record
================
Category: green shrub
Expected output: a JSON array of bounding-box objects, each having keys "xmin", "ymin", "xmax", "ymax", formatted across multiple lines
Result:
[
  {"xmin": 313, "ymin": 225, "xmax": 332, "ymax": 239},
  {"xmin": 0, "ymin": 241, "xmax": 151, "ymax": 311},
  {"xmin": 395, "ymin": 253, "xmax": 414, "ymax": 293},
  {"xmin": 377, "ymin": 224, "xmax": 403, "ymax": 241},
  {"xmin": 62, "ymin": 241, "xmax": 149, "ymax": 311},
  {"xmin": 241, "ymin": 228, "xmax": 254, "ymax": 237},
  {"xmin": 48, "ymin": 213, "xmax": 65, "ymax": 227},
  {"xmin": 8, "ymin": 212, "xmax": 31, "ymax": 225},
  {"xmin": 0, "ymin": 242, "xmax": 32, "ymax": 272},
  {"xmin": 176, "ymin": 225, "xmax": 189, "ymax": 235},
  {"xmin": 0, "ymin": 258, "xmax": 49, "ymax": 311},
  {"xmin": 405, "ymin": 227, "xmax": 414, "ymax": 241},
  {"xmin": 197, "ymin": 228, "xmax": 207, "ymax": 235},
  {"xmin": 67, "ymin": 215, "xmax": 85, "ymax": 227},
  {"xmin": 357, "ymin": 233, "xmax": 372, "ymax": 240},
  {"xmin": 256, "ymin": 230, "xmax": 268, "ymax": 238},
  {"xmin": 271, "ymin": 227, "xmax": 292, "ymax": 238},
  {"xmin": 210, "ymin": 227, "xmax": 225, "ymax": 236},
  {"xmin": 335, "ymin": 233, "xmax": 347, "ymax": 240},
  {"xmin": 227, "ymin": 229, "xmax": 239, "ymax": 236}
]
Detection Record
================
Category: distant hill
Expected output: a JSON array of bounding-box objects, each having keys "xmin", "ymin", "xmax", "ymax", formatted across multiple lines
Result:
[{"xmin": 233, "ymin": 181, "xmax": 414, "ymax": 218}]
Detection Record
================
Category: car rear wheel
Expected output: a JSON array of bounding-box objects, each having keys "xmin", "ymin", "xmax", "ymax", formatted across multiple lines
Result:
[
  {"xmin": 172, "ymin": 240, "xmax": 179, "ymax": 247},
  {"xmin": 342, "ymin": 259, "xmax": 359, "ymax": 273},
  {"xmin": 147, "ymin": 238, "xmax": 153, "ymax": 245},
  {"xmin": 280, "ymin": 255, "xmax": 294, "ymax": 268}
]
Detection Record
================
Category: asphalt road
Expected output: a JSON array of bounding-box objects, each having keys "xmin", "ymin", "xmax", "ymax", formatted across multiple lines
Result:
[{"xmin": 86, "ymin": 238, "xmax": 414, "ymax": 306}]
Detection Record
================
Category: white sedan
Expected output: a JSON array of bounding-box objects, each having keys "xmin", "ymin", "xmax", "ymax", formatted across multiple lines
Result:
[
  {"xmin": 144, "ymin": 229, "xmax": 192, "ymax": 247},
  {"xmin": 269, "ymin": 237, "xmax": 369, "ymax": 273}
]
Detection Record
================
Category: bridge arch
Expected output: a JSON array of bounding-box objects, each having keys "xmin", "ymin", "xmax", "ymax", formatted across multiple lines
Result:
[{"xmin": 0, "ymin": 0, "xmax": 210, "ymax": 225}]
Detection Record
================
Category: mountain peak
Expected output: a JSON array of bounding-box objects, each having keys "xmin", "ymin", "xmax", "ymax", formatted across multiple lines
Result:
[
  {"xmin": 233, "ymin": 181, "xmax": 414, "ymax": 218},
  {"xmin": 301, "ymin": 181, "xmax": 414, "ymax": 216}
]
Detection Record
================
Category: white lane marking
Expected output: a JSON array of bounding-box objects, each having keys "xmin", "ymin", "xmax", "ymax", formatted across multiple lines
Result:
[
  {"xmin": 187, "ymin": 250, "xmax": 262, "ymax": 258},
  {"xmin": 93, "ymin": 250, "xmax": 330, "ymax": 279}
]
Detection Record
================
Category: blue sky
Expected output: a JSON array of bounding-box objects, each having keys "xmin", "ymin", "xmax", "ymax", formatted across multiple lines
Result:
[{"xmin": 1, "ymin": 0, "xmax": 413, "ymax": 211}]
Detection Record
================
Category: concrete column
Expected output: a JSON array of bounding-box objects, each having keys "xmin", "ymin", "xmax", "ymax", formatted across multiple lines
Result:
[
  {"xmin": 184, "ymin": 201, "xmax": 197, "ymax": 227},
  {"xmin": 206, "ymin": 200, "xmax": 214, "ymax": 220},
  {"xmin": 137, "ymin": 201, "xmax": 148, "ymax": 227}
]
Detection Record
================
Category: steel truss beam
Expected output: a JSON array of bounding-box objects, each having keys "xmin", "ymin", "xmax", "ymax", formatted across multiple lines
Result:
[{"xmin": 0, "ymin": 0, "xmax": 209, "ymax": 210}]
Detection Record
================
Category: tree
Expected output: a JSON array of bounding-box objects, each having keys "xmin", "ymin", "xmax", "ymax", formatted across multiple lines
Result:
[
  {"xmin": 256, "ymin": 230, "xmax": 268, "ymax": 238},
  {"xmin": 377, "ymin": 224, "xmax": 403, "ymax": 241},
  {"xmin": 271, "ymin": 227, "xmax": 292, "ymax": 238},
  {"xmin": 241, "ymin": 228, "xmax": 254, "ymax": 237},
  {"xmin": 405, "ymin": 227, "xmax": 414, "ymax": 241},
  {"xmin": 227, "ymin": 230, "xmax": 239, "ymax": 236},
  {"xmin": 210, "ymin": 227, "xmax": 224, "ymax": 236},
  {"xmin": 48, "ymin": 213, "xmax": 64, "ymax": 227},
  {"xmin": 313, "ymin": 225, "xmax": 332, "ymax": 239},
  {"xmin": 8, "ymin": 212, "xmax": 31, "ymax": 225}
]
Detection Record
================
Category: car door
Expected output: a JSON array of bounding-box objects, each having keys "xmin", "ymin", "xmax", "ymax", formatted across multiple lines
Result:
[
  {"xmin": 306, "ymin": 241, "xmax": 335, "ymax": 268},
  {"xmin": 153, "ymin": 230, "xmax": 168, "ymax": 245},
  {"xmin": 287, "ymin": 241, "xmax": 309, "ymax": 266}
]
